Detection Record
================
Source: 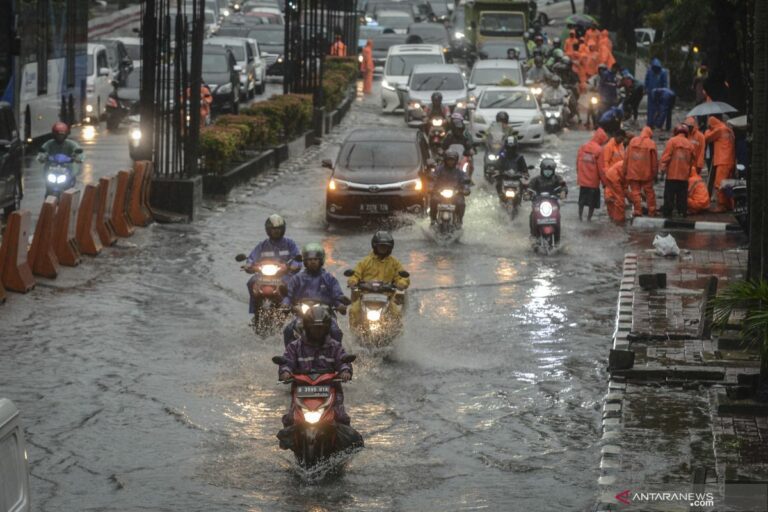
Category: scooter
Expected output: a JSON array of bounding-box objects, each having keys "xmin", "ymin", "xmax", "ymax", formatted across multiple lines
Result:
[
  {"xmin": 586, "ymin": 93, "xmax": 600, "ymax": 129},
  {"xmin": 44, "ymin": 153, "xmax": 80, "ymax": 198},
  {"xmin": 273, "ymin": 354, "xmax": 363, "ymax": 468},
  {"xmin": 428, "ymin": 117, "xmax": 448, "ymax": 160},
  {"xmin": 429, "ymin": 186, "xmax": 467, "ymax": 244},
  {"xmin": 483, "ymin": 125, "xmax": 505, "ymax": 183},
  {"xmin": 497, "ymin": 171, "xmax": 528, "ymax": 219},
  {"xmin": 236, "ymin": 253, "xmax": 301, "ymax": 336},
  {"xmin": 285, "ymin": 300, "xmax": 350, "ymax": 347},
  {"xmin": 343, "ymin": 270, "xmax": 409, "ymax": 347},
  {"xmin": 527, "ymin": 186, "xmax": 565, "ymax": 255}
]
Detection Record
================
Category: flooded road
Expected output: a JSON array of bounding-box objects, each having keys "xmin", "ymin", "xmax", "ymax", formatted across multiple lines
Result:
[{"xmin": 0, "ymin": 80, "xmax": 744, "ymax": 511}]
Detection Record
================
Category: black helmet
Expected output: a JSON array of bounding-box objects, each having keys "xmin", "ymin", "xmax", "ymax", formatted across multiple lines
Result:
[
  {"xmin": 265, "ymin": 213, "xmax": 286, "ymax": 240},
  {"xmin": 534, "ymin": 55, "xmax": 544, "ymax": 66},
  {"xmin": 540, "ymin": 157, "xmax": 556, "ymax": 178},
  {"xmin": 504, "ymin": 135, "xmax": 518, "ymax": 153},
  {"xmin": 496, "ymin": 111, "xmax": 509, "ymax": 123},
  {"xmin": 444, "ymin": 149, "xmax": 459, "ymax": 164},
  {"xmin": 431, "ymin": 92, "xmax": 443, "ymax": 104},
  {"xmin": 301, "ymin": 242, "xmax": 325, "ymax": 267},
  {"xmin": 552, "ymin": 37, "xmax": 562, "ymax": 48},
  {"xmin": 371, "ymin": 230, "xmax": 394, "ymax": 257},
  {"xmin": 302, "ymin": 304, "xmax": 332, "ymax": 345}
]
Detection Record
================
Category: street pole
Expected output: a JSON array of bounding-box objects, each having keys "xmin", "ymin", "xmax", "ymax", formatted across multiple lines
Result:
[
  {"xmin": 748, "ymin": 0, "xmax": 767, "ymax": 281},
  {"xmin": 570, "ymin": 0, "xmax": 576, "ymax": 14}
]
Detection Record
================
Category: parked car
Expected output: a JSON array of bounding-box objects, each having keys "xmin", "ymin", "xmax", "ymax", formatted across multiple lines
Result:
[
  {"xmin": 324, "ymin": 128, "xmax": 430, "ymax": 222},
  {"xmin": 94, "ymin": 39, "xmax": 134, "ymax": 86},
  {"xmin": 381, "ymin": 44, "xmax": 445, "ymax": 113},
  {"xmin": 205, "ymin": 8, "xmax": 221, "ymax": 36},
  {"xmin": 468, "ymin": 59, "xmax": 524, "ymax": 99},
  {"xmin": 0, "ymin": 102, "xmax": 23, "ymax": 221},
  {"xmin": 85, "ymin": 43, "xmax": 114, "ymax": 123},
  {"xmin": 398, "ymin": 63, "xmax": 475, "ymax": 122},
  {"xmin": 207, "ymin": 36, "xmax": 266, "ymax": 98},
  {"xmin": 245, "ymin": 25, "xmax": 285, "ymax": 75},
  {"xmin": 405, "ymin": 23, "xmax": 452, "ymax": 59},
  {"xmin": 469, "ymin": 86, "xmax": 544, "ymax": 145},
  {"xmin": 375, "ymin": 9, "xmax": 413, "ymax": 34},
  {"xmin": 202, "ymin": 45, "xmax": 240, "ymax": 114},
  {"xmin": 0, "ymin": 398, "xmax": 31, "ymax": 512}
]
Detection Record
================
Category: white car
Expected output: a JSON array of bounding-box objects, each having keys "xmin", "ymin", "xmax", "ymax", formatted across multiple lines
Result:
[
  {"xmin": 381, "ymin": 44, "xmax": 444, "ymax": 113},
  {"xmin": 375, "ymin": 10, "xmax": 413, "ymax": 34},
  {"xmin": 207, "ymin": 36, "xmax": 266, "ymax": 98},
  {"xmin": 85, "ymin": 43, "xmax": 114, "ymax": 122},
  {"xmin": 0, "ymin": 399, "xmax": 30, "ymax": 512},
  {"xmin": 467, "ymin": 59, "xmax": 524, "ymax": 100},
  {"xmin": 470, "ymin": 86, "xmax": 544, "ymax": 145}
]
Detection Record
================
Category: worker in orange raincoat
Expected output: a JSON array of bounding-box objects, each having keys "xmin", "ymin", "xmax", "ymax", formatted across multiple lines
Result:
[
  {"xmin": 585, "ymin": 43, "xmax": 600, "ymax": 77},
  {"xmin": 684, "ymin": 116, "xmax": 706, "ymax": 173},
  {"xmin": 602, "ymin": 130, "xmax": 627, "ymax": 169},
  {"xmin": 330, "ymin": 33, "xmax": 347, "ymax": 56},
  {"xmin": 361, "ymin": 39, "xmax": 374, "ymax": 94},
  {"xmin": 604, "ymin": 159, "xmax": 628, "ymax": 224},
  {"xmin": 598, "ymin": 31, "xmax": 616, "ymax": 69},
  {"xmin": 623, "ymin": 126, "xmax": 659, "ymax": 217},
  {"xmin": 576, "ymin": 127, "xmax": 609, "ymax": 221},
  {"xmin": 564, "ymin": 30, "xmax": 579, "ymax": 59},
  {"xmin": 687, "ymin": 167, "xmax": 710, "ymax": 214},
  {"xmin": 660, "ymin": 124, "xmax": 696, "ymax": 217},
  {"xmin": 704, "ymin": 115, "xmax": 736, "ymax": 211}
]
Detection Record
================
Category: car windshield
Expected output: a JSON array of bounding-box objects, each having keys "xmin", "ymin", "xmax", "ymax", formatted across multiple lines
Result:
[
  {"xmin": 377, "ymin": 14, "xmax": 411, "ymax": 29},
  {"xmin": 411, "ymin": 72, "xmax": 463, "ymax": 91},
  {"xmin": 470, "ymin": 67, "xmax": 522, "ymax": 86},
  {"xmin": 124, "ymin": 44, "xmax": 141, "ymax": 60},
  {"xmin": 339, "ymin": 141, "xmax": 418, "ymax": 170},
  {"xmin": 479, "ymin": 12, "xmax": 525, "ymax": 36},
  {"xmin": 202, "ymin": 53, "xmax": 229, "ymax": 73},
  {"xmin": 249, "ymin": 30, "xmax": 284, "ymax": 45},
  {"xmin": 408, "ymin": 26, "xmax": 448, "ymax": 43},
  {"xmin": 479, "ymin": 90, "xmax": 536, "ymax": 109},
  {"xmin": 386, "ymin": 54, "xmax": 443, "ymax": 75}
]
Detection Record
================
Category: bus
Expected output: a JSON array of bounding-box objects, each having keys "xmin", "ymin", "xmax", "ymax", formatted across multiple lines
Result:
[{"xmin": 0, "ymin": 0, "xmax": 89, "ymax": 141}]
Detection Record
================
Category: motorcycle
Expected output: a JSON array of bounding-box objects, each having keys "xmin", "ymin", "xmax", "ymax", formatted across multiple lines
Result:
[
  {"xmin": 427, "ymin": 116, "xmax": 448, "ymax": 159},
  {"xmin": 236, "ymin": 253, "xmax": 300, "ymax": 336},
  {"xmin": 343, "ymin": 269, "xmax": 409, "ymax": 347},
  {"xmin": 723, "ymin": 163, "xmax": 748, "ymax": 232},
  {"xmin": 497, "ymin": 171, "xmax": 528, "ymax": 219},
  {"xmin": 44, "ymin": 153, "xmax": 80, "ymax": 198},
  {"xmin": 444, "ymin": 143, "xmax": 474, "ymax": 179},
  {"xmin": 286, "ymin": 300, "xmax": 350, "ymax": 347},
  {"xmin": 586, "ymin": 93, "xmax": 600, "ymax": 129},
  {"xmin": 482, "ymin": 124, "xmax": 505, "ymax": 183},
  {"xmin": 429, "ymin": 185, "xmax": 467, "ymax": 244},
  {"xmin": 273, "ymin": 354, "xmax": 363, "ymax": 468},
  {"xmin": 527, "ymin": 186, "xmax": 564, "ymax": 255}
]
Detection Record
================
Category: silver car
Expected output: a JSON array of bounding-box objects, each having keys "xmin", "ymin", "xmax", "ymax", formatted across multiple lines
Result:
[
  {"xmin": 397, "ymin": 63, "xmax": 475, "ymax": 122},
  {"xmin": 206, "ymin": 36, "xmax": 266, "ymax": 99}
]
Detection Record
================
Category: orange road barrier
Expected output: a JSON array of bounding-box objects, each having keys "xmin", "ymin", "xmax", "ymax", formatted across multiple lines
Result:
[
  {"xmin": 96, "ymin": 176, "xmax": 118, "ymax": 247},
  {"xmin": 53, "ymin": 189, "xmax": 82, "ymax": 266},
  {"xmin": 112, "ymin": 170, "xmax": 135, "ymax": 237},
  {"xmin": 129, "ymin": 161, "xmax": 153, "ymax": 226},
  {"xmin": 0, "ymin": 210, "xmax": 35, "ymax": 292},
  {"xmin": 76, "ymin": 184, "xmax": 103, "ymax": 256},
  {"xmin": 28, "ymin": 197, "xmax": 60, "ymax": 278}
]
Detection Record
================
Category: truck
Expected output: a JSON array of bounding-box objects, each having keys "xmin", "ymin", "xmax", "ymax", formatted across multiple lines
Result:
[{"xmin": 463, "ymin": 0, "xmax": 537, "ymax": 49}]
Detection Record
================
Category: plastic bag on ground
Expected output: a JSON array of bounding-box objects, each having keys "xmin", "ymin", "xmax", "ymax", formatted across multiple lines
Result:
[{"xmin": 653, "ymin": 233, "xmax": 680, "ymax": 257}]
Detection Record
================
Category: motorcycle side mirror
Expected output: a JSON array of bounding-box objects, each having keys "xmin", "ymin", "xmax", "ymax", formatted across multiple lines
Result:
[
  {"xmin": 235, "ymin": 253, "xmax": 247, "ymax": 262},
  {"xmin": 272, "ymin": 356, "xmax": 288, "ymax": 365},
  {"xmin": 340, "ymin": 354, "xmax": 357, "ymax": 364},
  {"xmin": 321, "ymin": 159, "xmax": 333, "ymax": 169},
  {"xmin": 343, "ymin": 269, "xmax": 355, "ymax": 277},
  {"xmin": 398, "ymin": 270, "xmax": 410, "ymax": 278}
]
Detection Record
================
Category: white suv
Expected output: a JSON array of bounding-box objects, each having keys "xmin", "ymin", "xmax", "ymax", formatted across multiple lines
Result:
[{"xmin": 381, "ymin": 44, "xmax": 444, "ymax": 114}]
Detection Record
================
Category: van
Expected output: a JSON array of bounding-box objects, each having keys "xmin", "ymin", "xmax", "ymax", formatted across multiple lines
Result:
[
  {"xmin": 381, "ymin": 44, "xmax": 444, "ymax": 113},
  {"xmin": 0, "ymin": 399, "xmax": 30, "ymax": 512}
]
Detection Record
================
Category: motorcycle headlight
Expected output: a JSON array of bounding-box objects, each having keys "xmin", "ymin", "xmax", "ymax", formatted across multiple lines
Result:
[
  {"xmin": 47, "ymin": 173, "xmax": 57, "ymax": 183},
  {"xmin": 505, "ymin": 189, "xmax": 516, "ymax": 198},
  {"xmin": 487, "ymin": 154, "xmax": 498, "ymax": 161},
  {"xmin": 590, "ymin": 96, "xmax": 599, "ymax": 105},
  {"xmin": 300, "ymin": 303, "xmax": 311, "ymax": 314},
  {"xmin": 531, "ymin": 87, "xmax": 542, "ymax": 95},
  {"xmin": 277, "ymin": 55, "xmax": 284, "ymax": 63},
  {"xmin": 358, "ymin": 54, "xmax": 364, "ymax": 63},
  {"xmin": 130, "ymin": 128, "xmax": 142, "ymax": 142},
  {"xmin": 85, "ymin": 104, "xmax": 94, "ymax": 113},
  {"xmin": 462, "ymin": 162, "xmax": 469, "ymax": 172},
  {"xmin": 260, "ymin": 264, "xmax": 280, "ymax": 276},
  {"xmin": 440, "ymin": 189, "xmax": 455, "ymax": 199},
  {"xmin": 382, "ymin": 80, "xmax": 395, "ymax": 91},
  {"xmin": 57, "ymin": 174, "xmax": 68, "ymax": 184},
  {"xmin": 540, "ymin": 201, "xmax": 553, "ymax": 217},
  {"xmin": 409, "ymin": 101, "xmax": 422, "ymax": 110},
  {"xmin": 454, "ymin": 31, "xmax": 465, "ymax": 39},
  {"xmin": 432, "ymin": 118, "xmax": 443, "ymax": 127},
  {"xmin": 366, "ymin": 308, "xmax": 382, "ymax": 321},
  {"xmin": 217, "ymin": 83, "xmax": 233, "ymax": 94},
  {"xmin": 553, "ymin": 111, "xmax": 561, "ymax": 118},
  {"xmin": 302, "ymin": 407, "xmax": 325, "ymax": 424},
  {"xmin": 456, "ymin": 101, "xmax": 466, "ymax": 109}
]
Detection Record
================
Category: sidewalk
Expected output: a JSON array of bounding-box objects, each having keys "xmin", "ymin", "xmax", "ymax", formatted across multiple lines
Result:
[{"xmin": 595, "ymin": 249, "xmax": 768, "ymax": 511}]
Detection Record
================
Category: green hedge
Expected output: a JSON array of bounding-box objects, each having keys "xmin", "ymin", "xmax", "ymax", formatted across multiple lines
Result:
[{"xmin": 323, "ymin": 56, "xmax": 357, "ymax": 110}]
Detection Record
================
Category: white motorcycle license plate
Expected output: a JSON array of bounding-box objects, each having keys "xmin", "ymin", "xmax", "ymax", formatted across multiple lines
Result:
[
  {"xmin": 296, "ymin": 385, "xmax": 330, "ymax": 397},
  {"xmin": 537, "ymin": 218, "xmax": 557, "ymax": 225}
]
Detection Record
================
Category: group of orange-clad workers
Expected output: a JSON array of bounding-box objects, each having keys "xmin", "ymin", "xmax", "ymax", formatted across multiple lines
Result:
[
  {"xmin": 576, "ymin": 114, "xmax": 736, "ymax": 224},
  {"xmin": 563, "ymin": 26, "xmax": 616, "ymax": 93}
]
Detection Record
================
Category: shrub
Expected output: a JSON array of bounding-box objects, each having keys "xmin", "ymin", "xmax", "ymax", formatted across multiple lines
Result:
[{"xmin": 199, "ymin": 126, "xmax": 242, "ymax": 174}]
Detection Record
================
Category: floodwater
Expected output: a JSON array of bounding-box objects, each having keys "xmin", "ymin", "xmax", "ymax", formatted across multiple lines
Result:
[{"xmin": 0, "ymin": 80, "xmax": 744, "ymax": 511}]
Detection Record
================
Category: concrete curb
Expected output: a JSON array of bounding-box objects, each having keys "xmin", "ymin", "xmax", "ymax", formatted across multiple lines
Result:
[
  {"xmin": 630, "ymin": 217, "xmax": 742, "ymax": 232},
  {"xmin": 594, "ymin": 253, "xmax": 637, "ymax": 511}
]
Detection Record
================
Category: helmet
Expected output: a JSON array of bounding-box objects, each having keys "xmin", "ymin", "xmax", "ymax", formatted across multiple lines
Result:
[
  {"xmin": 264, "ymin": 213, "xmax": 286, "ymax": 240},
  {"xmin": 451, "ymin": 112, "xmax": 464, "ymax": 121},
  {"xmin": 598, "ymin": 63, "xmax": 608, "ymax": 72},
  {"xmin": 451, "ymin": 116, "xmax": 464, "ymax": 129},
  {"xmin": 431, "ymin": 92, "xmax": 443, "ymax": 104},
  {"xmin": 540, "ymin": 157, "xmax": 556, "ymax": 178},
  {"xmin": 561, "ymin": 56, "xmax": 571, "ymax": 65},
  {"xmin": 673, "ymin": 124, "xmax": 690, "ymax": 137},
  {"xmin": 444, "ymin": 149, "xmax": 459, "ymax": 164},
  {"xmin": 302, "ymin": 304, "xmax": 332, "ymax": 346},
  {"xmin": 534, "ymin": 55, "xmax": 544, "ymax": 66},
  {"xmin": 52, "ymin": 122, "xmax": 69, "ymax": 135},
  {"xmin": 552, "ymin": 49, "xmax": 564, "ymax": 60},
  {"xmin": 504, "ymin": 135, "xmax": 518, "ymax": 153},
  {"xmin": 550, "ymin": 74, "xmax": 561, "ymax": 86},
  {"xmin": 301, "ymin": 242, "xmax": 325, "ymax": 266},
  {"xmin": 552, "ymin": 37, "xmax": 562, "ymax": 48},
  {"xmin": 534, "ymin": 34, "xmax": 543, "ymax": 43},
  {"xmin": 371, "ymin": 230, "xmax": 394, "ymax": 257},
  {"xmin": 496, "ymin": 111, "xmax": 509, "ymax": 123}
]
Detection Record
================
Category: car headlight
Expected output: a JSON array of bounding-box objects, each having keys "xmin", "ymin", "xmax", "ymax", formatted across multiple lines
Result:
[
  {"xmin": 440, "ymin": 189, "xmax": 454, "ymax": 199},
  {"xmin": 277, "ymin": 55, "xmax": 284, "ymax": 63},
  {"xmin": 302, "ymin": 407, "xmax": 325, "ymax": 424},
  {"xmin": 402, "ymin": 178, "xmax": 422, "ymax": 191},
  {"xmin": 47, "ymin": 173, "xmax": 57, "ymax": 183},
  {"xmin": 473, "ymin": 114, "xmax": 486, "ymax": 124},
  {"xmin": 505, "ymin": 189, "xmax": 516, "ymax": 198},
  {"xmin": 85, "ymin": 104, "xmax": 94, "ymax": 113},
  {"xmin": 130, "ymin": 128, "xmax": 142, "ymax": 142},
  {"xmin": 590, "ymin": 96, "xmax": 599, "ymax": 105},
  {"xmin": 366, "ymin": 308, "xmax": 382, "ymax": 321},
  {"xmin": 454, "ymin": 31, "xmax": 464, "ymax": 39},
  {"xmin": 456, "ymin": 101, "xmax": 466, "ymax": 109},
  {"xmin": 382, "ymin": 79, "xmax": 395, "ymax": 91},
  {"xmin": 409, "ymin": 101, "xmax": 422, "ymax": 110},
  {"xmin": 222, "ymin": 7, "xmax": 230, "ymax": 16},
  {"xmin": 487, "ymin": 154, "xmax": 498, "ymax": 161},
  {"xmin": 260, "ymin": 264, "xmax": 280, "ymax": 276},
  {"xmin": 217, "ymin": 83, "xmax": 233, "ymax": 94},
  {"xmin": 328, "ymin": 178, "xmax": 349, "ymax": 191},
  {"xmin": 539, "ymin": 201, "xmax": 553, "ymax": 217},
  {"xmin": 532, "ymin": 114, "xmax": 543, "ymax": 124}
]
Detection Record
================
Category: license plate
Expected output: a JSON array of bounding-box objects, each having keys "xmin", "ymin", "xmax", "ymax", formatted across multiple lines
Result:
[
  {"xmin": 438, "ymin": 204, "xmax": 456, "ymax": 211},
  {"xmin": 296, "ymin": 385, "xmax": 330, "ymax": 397},
  {"xmin": 537, "ymin": 218, "xmax": 557, "ymax": 225},
  {"xmin": 360, "ymin": 204, "xmax": 389, "ymax": 213}
]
